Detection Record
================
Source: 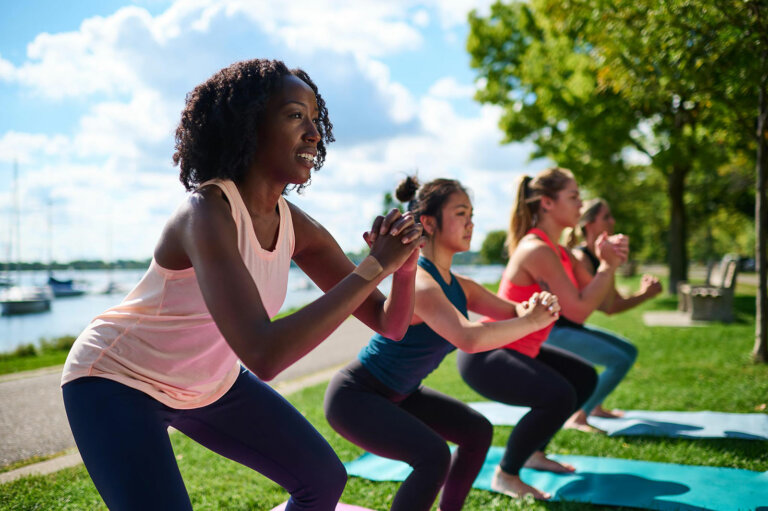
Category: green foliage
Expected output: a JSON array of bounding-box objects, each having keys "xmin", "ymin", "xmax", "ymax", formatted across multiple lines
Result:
[
  {"xmin": 479, "ymin": 230, "xmax": 509, "ymax": 264},
  {"xmin": 381, "ymin": 191, "xmax": 403, "ymax": 216},
  {"xmin": 467, "ymin": 0, "xmax": 760, "ymax": 287}
]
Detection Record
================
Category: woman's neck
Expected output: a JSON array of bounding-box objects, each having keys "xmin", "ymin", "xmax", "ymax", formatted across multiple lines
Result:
[
  {"xmin": 237, "ymin": 175, "xmax": 284, "ymax": 217},
  {"xmin": 420, "ymin": 242, "xmax": 455, "ymax": 282},
  {"xmin": 532, "ymin": 217, "xmax": 564, "ymax": 246}
]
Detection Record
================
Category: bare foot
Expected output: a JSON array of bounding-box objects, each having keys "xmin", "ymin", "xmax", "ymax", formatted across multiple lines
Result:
[
  {"xmin": 523, "ymin": 450, "xmax": 575, "ymax": 473},
  {"xmin": 491, "ymin": 466, "xmax": 551, "ymax": 500},
  {"xmin": 591, "ymin": 405, "xmax": 625, "ymax": 418},
  {"xmin": 564, "ymin": 409, "xmax": 605, "ymax": 433}
]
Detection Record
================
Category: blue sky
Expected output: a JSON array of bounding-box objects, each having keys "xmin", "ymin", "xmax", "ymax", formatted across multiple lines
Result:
[{"xmin": 0, "ymin": 0, "xmax": 549, "ymax": 262}]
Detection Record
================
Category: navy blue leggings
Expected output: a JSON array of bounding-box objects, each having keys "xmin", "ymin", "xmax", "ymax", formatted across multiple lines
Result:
[
  {"xmin": 324, "ymin": 360, "xmax": 493, "ymax": 511},
  {"xmin": 62, "ymin": 367, "xmax": 346, "ymax": 511},
  {"xmin": 457, "ymin": 345, "xmax": 597, "ymax": 475}
]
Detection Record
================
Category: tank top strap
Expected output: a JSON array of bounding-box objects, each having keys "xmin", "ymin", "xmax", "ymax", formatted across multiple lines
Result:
[
  {"xmin": 197, "ymin": 178, "xmax": 245, "ymax": 227},
  {"xmin": 527, "ymin": 228, "xmax": 565, "ymax": 259},
  {"xmin": 418, "ymin": 256, "xmax": 451, "ymax": 291},
  {"xmin": 527, "ymin": 227, "xmax": 579, "ymax": 288},
  {"xmin": 578, "ymin": 245, "xmax": 600, "ymax": 275},
  {"xmin": 418, "ymin": 256, "xmax": 467, "ymax": 316}
]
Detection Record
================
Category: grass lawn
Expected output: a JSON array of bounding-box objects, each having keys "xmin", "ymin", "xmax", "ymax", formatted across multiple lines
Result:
[{"xmin": 1, "ymin": 278, "xmax": 766, "ymax": 510}]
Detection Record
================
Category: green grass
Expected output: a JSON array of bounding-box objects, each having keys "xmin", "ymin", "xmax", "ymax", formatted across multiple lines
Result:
[{"xmin": 2, "ymin": 280, "xmax": 767, "ymax": 510}]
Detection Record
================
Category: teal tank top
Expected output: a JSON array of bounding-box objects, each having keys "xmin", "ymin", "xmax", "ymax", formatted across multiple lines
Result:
[{"xmin": 358, "ymin": 256, "xmax": 468, "ymax": 394}]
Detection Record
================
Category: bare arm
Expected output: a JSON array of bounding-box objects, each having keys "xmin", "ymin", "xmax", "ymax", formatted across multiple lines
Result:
[
  {"xmin": 413, "ymin": 270, "xmax": 559, "ymax": 353},
  {"xmin": 179, "ymin": 191, "xmax": 420, "ymax": 381},
  {"xmin": 454, "ymin": 273, "xmax": 518, "ymax": 320},
  {"xmin": 600, "ymin": 274, "xmax": 663, "ymax": 314},
  {"xmin": 521, "ymin": 235, "xmax": 622, "ymax": 324},
  {"xmin": 291, "ymin": 204, "xmax": 422, "ymax": 340}
]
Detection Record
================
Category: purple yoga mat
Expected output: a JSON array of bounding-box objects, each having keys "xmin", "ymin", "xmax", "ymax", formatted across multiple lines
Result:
[{"xmin": 270, "ymin": 503, "xmax": 374, "ymax": 511}]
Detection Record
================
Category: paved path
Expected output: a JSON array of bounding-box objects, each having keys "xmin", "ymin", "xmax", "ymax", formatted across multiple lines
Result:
[{"xmin": 0, "ymin": 317, "xmax": 372, "ymax": 474}]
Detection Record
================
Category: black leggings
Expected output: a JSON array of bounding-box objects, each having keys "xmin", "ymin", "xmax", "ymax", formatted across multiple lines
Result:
[
  {"xmin": 324, "ymin": 359, "xmax": 493, "ymax": 511},
  {"xmin": 457, "ymin": 345, "xmax": 597, "ymax": 475}
]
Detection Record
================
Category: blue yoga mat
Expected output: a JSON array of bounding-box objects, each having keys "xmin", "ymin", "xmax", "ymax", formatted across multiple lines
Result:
[
  {"xmin": 468, "ymin": 402, "xmax": 768, "ymax": 440},
  {"xmin": 345, "ymin": 448, "xmax": 768, "ymax": 510}
]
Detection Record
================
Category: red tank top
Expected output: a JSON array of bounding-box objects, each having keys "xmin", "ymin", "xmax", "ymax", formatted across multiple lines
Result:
[{"xmin": 493, "ymin": 228, "xmax": 578, "ymax": 358}]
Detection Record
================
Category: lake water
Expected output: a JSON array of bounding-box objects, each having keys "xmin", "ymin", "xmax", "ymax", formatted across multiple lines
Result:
[{"xmin": 0, "ymin": 264, "xmax": 504, "ymax": 352}]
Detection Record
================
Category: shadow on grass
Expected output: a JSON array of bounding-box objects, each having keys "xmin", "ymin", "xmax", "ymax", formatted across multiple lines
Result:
[{"xmin": 607, "ymin": 435, "xmax": 767, "ymax": 465}]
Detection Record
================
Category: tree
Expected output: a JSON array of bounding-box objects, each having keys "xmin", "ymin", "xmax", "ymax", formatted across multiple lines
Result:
[
  {"xmin": 468, "ymin": 0, "xmax": 766, "ymax": 361},
  {"xmin": 468, "ymin": 1, "xmax": 730, "ymax": 293},
  {"xmin": 479, "ymin": 230, "xmax": 509, "ymax": 264},
  {"xmin": 545, "ymin": 0, "xmax": 766, "ymax": 360}
]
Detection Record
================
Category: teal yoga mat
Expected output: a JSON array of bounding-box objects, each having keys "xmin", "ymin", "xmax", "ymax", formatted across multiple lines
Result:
[
  {"xmin": 468, "ymin": 402, "xmax": 768, "ymax": 440},
  {"xmin": 345, "ymin": 447, "xmax": 768, "ymax": 510}
]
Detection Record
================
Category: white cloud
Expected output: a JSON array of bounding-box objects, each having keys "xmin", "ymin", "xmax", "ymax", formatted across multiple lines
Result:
[
  {"xmin": 0, "ymin": 0, "xmax": 546, "ymax": 260},
  {"xmin": 428, "ymin": 76, "xmax": 476, "ymax": 99}
]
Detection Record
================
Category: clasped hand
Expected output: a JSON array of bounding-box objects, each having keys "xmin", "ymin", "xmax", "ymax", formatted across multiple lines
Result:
[
  {"xmin": 596, "ymin": 232, "xmax": 630, "ymax": 268},
  {"xmin": 363, "ymin": 209, "xmax": 425, "ymax": 275},
  {"xmin": 517, "ymin": 291, "xmax": 561, "ymax": 329}
]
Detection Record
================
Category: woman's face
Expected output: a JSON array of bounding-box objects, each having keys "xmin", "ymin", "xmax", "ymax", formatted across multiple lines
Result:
[
  {"xmin": 586, "ymin": 204, "xmax": 616, "ymax": 236},
  {"xmin": 549, "ymin": 179, "xmax": 582, "ymax": 228},
  {"xmin": 433, "ymin": 191, "xmax": 474, "ymax": 253},
  {"xmin": 250, "ymin": 75, "xmax": 321, "ymax": 186}
]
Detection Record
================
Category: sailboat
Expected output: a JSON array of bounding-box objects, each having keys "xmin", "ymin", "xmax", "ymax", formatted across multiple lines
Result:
[
  {"xmin": 45, "ymin": 199, "xmax": 86, "ymax": 297},
  {"xmin": 0, "ymin": 161, "xmax": 53, "ymax": 315}
]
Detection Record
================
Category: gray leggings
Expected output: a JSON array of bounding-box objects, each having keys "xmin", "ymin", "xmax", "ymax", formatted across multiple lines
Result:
[
  {"xmin": 546, "ymin": 324, "xmax": 637, "ymax": 413},
  {"xmin": 457, "ymin": 345, "xmax": 597, "ymax": 475},
  {"xmin": 324, "ymin": 359, "xmax": 493, "ymax": 511}
]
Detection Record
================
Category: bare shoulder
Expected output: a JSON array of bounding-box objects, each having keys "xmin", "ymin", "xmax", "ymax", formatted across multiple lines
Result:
[
  {"xmin": 414, "ymin": 265, "xmax": 442, "ymax": 293},
  {"xmin": 154, "ymin": 185, "xmax": 234, "ymax": 269},
  {"xmin": 515, "ymin": 235, "xmax": 557, "ymax": 262}
]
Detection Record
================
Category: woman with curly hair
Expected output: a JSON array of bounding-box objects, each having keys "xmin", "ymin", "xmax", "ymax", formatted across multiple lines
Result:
[
  {"xmin": 324, "ymin": 176, "xmax": 560, "ymax": 511},
  {"xmin": 61, "ymin": 58, "xmax": 422, "ymax": 511}
]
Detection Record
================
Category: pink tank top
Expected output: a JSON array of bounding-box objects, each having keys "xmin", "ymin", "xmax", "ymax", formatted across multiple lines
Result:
[
  {"xmin": 496, "ymin": 228, "xmax": 578, "ymax": 358},
  {"xmin": 61, "ymin": 179, "xmax": 295, "ymax": 409}
]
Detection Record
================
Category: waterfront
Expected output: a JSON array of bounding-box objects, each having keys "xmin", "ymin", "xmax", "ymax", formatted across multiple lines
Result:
[{"xmin": 0, "ymin": 264, "xmax": 504, "ymax": 352}]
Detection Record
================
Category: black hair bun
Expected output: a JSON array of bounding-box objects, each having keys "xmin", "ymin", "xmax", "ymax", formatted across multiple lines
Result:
[{"xmin": 395, "ymin": 175, "xmax": 420, "ymax": 203}]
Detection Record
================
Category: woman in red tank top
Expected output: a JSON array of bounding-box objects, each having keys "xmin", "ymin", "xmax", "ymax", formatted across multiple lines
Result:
[{"xmin": 457, "ymin": 167, "xmax": 628, "ymax": 501}]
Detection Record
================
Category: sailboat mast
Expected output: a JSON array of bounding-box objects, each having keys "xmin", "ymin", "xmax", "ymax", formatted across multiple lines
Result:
[{"xmin": 13, "ymin": 160, "xmax": 20, "ymax": 278}]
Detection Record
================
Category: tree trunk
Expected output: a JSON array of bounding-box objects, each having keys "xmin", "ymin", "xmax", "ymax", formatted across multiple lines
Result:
[
  {"xmin": 668, "ymin": 164, "xmax": 688, "ymax": 294},
  {"xmin": 753, "ymin": 74, "xmax": 768, "ymax": 364}
]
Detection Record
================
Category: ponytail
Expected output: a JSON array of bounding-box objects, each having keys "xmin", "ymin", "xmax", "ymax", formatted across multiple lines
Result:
[
  {"xmin": 508, "ymin": 175, "xmax": 535, "ymax": 255},
  {"xmin": 507, "ymin": 167, "xmax": 575, "ymax": 256}
]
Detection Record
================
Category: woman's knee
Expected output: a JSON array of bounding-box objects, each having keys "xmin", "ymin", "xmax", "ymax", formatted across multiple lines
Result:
[
  {"xmin": 411, "ymin": 438, "xmax": 452, "ymax": 485},
  {"xmin": 292, "ymin": 454, "xmax": 347, "ymax": 507},
  {"xmin": 461, "ymin": 413, "xmax": 494, "ymax": 451}
]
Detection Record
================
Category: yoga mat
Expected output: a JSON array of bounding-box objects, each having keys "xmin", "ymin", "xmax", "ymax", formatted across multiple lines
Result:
[
  {"xmin": 270, "ymin": 503, "xmax": 373, "ymax": 511},
  {"xmin": 345, "ymin": 448, "xmax": 768, "ymax": 511},
  {"xmin": 468, "ymin": 402, "xmax": 768, "ymax": 440}
]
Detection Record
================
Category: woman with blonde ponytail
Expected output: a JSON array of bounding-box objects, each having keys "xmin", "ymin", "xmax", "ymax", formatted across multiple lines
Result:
[
  {"xmin": 324, "ymin": 176, "xmax": 560, "ymax": 511},
  {"xmin": 457, "ymin": 167, "xmax": 629, "ymax": 501}
]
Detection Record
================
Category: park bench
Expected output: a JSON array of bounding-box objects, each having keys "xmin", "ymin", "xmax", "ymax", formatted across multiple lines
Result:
[{"xmin": 677, "ymin": 254, "xmax": 740, "ymax": 322}]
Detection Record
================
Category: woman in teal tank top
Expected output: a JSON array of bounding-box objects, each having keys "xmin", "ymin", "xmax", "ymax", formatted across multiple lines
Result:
[{"xmin": 324, "ymin": 176, "xmax": 560, "ymax": 511}]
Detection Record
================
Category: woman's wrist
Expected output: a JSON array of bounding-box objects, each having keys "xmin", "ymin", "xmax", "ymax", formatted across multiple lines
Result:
[{"xmin": 353, "ymin": 255, "xmax": 384, "ymax": 281}]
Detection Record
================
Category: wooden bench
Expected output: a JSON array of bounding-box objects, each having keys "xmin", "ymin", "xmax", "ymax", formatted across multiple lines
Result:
[{"xmin": 677, "ymin": 254, "xmax": 740, "ymax": 322}]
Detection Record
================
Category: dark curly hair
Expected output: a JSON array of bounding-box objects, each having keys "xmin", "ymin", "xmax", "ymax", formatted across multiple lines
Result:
[
  {"xmin": 395, "ymin": 175, "xmax": 468, "ymax": 236},
  {"xmin": 173, "ymin": 58, "xmax": 334, "ymax": 192}
]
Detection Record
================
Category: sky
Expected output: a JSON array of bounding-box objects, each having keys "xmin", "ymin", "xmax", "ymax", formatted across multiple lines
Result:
[{"xmin": 0, "ymin": 0, "xmax": 551, "ymax": 263}]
